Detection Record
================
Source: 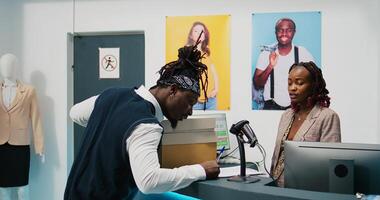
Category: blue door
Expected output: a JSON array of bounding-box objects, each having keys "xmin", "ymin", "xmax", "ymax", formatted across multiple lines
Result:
[{"xmin": 73, "ymin": 33, "xmax": 145, "ymax": 157}]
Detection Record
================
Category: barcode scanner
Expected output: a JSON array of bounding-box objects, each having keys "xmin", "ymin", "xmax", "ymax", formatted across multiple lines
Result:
[
  {"xmin": 228, "ymin": 120, "xmax": 260, "ymax": 183},
  {"xmin": 230, "ymin": 120, "xmax": 258, "ymax": 148}
]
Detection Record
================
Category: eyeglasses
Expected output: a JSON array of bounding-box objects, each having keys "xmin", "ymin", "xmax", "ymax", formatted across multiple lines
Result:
[{"xmin": 276, "ymin": 28, "xmax": 295, "ymax": 34}]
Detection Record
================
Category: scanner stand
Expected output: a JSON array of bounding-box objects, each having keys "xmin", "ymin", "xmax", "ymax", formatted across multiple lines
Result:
[{"xmin": 227, "ymin": 135, "xmax": 260, "ymax": 184}]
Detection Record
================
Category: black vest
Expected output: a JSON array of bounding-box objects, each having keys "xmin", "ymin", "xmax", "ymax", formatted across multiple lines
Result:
[{"xmin": 64, "ymin": 87, "xmax": 159, "ymax": 200}]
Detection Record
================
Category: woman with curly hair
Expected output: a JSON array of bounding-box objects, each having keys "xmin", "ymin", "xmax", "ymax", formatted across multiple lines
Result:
[{"xmin": 270, "ymin": 61, "xmax": 341, "ymax": 187}]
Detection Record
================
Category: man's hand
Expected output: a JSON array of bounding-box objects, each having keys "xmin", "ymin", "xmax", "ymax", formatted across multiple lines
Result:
[
  {"xmin": 200, "ymin": 160, "xmax": 220, "ymax": 180},
  {"xmin": 269, "ymin": 51, "xmax": 278, "ymax": 68}
]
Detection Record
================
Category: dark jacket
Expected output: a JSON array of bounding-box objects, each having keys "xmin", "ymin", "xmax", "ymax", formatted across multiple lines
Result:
[{"xmin": 64, "ymin": 87, "xmax": 159, "ymax": 200}]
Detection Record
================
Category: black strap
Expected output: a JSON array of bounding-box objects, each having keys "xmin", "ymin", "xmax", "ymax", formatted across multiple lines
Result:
[
  {"xmin": 269, "ymin": 46, "xmax": 299, "ymax": 99},
  {"xmin": 270, "ymin": 70, "xmax": 274, "ymax": 98}
]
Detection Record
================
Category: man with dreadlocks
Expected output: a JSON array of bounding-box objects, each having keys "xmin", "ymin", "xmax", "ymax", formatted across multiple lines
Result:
[
  {"xmin": 270, "ymin": 61, "xmax": 341, "ymax": 187},
  {"xmin": 64, "ymin": 45, "xmax": 220, "ymax": 200}
]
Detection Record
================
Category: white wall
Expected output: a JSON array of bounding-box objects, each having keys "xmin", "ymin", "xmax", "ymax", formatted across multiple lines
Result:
[
  {"xmin": 0, "ymin": 1, "xmax": 73, "ymax": 200},
  {"xmin": 378, "ymin": 0, "xmax": 380, "ymax": 143},
  {"xmin": 0, "ymin": 2, "xmax": 19, "ymax": 57},
  {"xmin": 0, "ymin": 0, "xmax": 379, "ymax": 199},
  {"xmin": 74, "ymin": 0, "xmax": 380, "ymax": 163}
]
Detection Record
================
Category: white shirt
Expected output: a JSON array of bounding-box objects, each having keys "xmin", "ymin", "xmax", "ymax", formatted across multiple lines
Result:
[
  {"xmin": 69, "ymin": 85, "xmax": 206, "ymax": 194},
  {"xmin": 256, "ymin": 45, "xmax": 314, "ymax": 106},
  {"xmin": 1, "ymin": 81, "xmax": 17, "ymax": 108}
]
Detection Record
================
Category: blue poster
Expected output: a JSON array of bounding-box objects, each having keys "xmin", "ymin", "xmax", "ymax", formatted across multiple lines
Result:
[{"xmin": 251, "ymin": 12, "xmax": 321, "ymax": 110}]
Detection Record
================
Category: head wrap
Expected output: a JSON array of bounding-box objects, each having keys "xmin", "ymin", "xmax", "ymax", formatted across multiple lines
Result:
[
  {"xmin": 158, "ymin": 75, "xmax": 200, "ymax": 95},
  {"xmin": 156, "ymin": 31, "xmax": 207, "ymax": 97}
]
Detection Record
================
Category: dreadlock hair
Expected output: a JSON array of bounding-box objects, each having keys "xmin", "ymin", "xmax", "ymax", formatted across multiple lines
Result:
[
  {"xmin": 289, "ymin": 61, "xmax": 330, "ymax": 111},
  {"xmin": 186, "ymin": 21, "xmax": 211, "ymax": 56},
  {"xmin": 155, "ymin": 40, "xmax": 208, "ymax": 103}
]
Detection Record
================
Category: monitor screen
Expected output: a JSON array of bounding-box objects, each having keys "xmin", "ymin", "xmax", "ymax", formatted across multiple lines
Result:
[
  {"xmin": 190, "ymin": 113, "xmax": 230, "ymax": 151},
  {"xmin": 284, "ymin": 141, "xmax": 380, "ymax": 194}
]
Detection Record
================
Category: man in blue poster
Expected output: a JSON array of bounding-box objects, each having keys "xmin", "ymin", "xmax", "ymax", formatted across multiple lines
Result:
[{"xmin": 252, "ymin": 18, "xmax": 315, "ymax": 110}]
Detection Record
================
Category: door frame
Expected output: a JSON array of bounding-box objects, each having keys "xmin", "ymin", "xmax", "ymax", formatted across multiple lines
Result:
[{"xmin": 66, "ymin": 30, "xmax": 145, "ymax": 169}]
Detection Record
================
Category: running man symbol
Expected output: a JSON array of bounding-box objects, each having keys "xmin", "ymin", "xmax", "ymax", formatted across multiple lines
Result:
[{"xmin": 102, "ymin": 55, "xmax": 117, "ymax": 71}]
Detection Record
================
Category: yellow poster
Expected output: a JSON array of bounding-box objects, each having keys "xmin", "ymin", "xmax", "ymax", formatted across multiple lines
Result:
[{"xmin": 166, "ymin": 15, "xmax": 230, "ymax": 110}]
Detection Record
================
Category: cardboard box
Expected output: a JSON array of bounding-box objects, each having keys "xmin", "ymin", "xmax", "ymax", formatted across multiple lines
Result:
[{"xmin": 159, "ymin": 118, "xmax": 217, "ymax": 168}]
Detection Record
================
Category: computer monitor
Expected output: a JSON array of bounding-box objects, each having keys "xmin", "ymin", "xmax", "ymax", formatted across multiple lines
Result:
[
  {"xmin": 190, "ymin": 113, "xmax": 230, "ymax": 150},
  {"xmin": 284, "ymin": 141, "xmax": 380, "ymax": 194}
]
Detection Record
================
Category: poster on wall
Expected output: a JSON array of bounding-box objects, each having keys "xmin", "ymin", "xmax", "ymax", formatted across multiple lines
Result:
[
  {"xmin": 99, "ymin": 47, "xmax": 120, "ymax": 79},
  {"xmin": 251, "ymin": 12, "xmax": 321, "ymax": 110},
  {"xmin": 166, "ymin": 15, "xmax": 230, "ymax": 110}
]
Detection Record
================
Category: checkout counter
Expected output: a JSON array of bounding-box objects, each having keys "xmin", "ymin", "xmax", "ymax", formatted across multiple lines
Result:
[
  {"xmin": 175, "ymin": 176, "xmax": 357, "ymax": 200},
  {"xmin": 134, "ymin": 171, "xmax": 357, "ymax": 200},
  {"xmin": 134, "ymin": 118, "xmax": 359, "ymax": 199}
]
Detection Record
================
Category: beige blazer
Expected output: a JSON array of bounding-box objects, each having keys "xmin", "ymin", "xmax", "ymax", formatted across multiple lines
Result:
[
  {"xmin": 271, "ymin": 105, "xmax": 341, "ymax": 177},
  {"xmin": 0, "ymin": 81, "xmax": 44, "ymax": 154}
]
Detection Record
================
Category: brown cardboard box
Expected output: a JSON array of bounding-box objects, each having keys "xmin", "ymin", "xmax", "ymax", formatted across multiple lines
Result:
[{"xmin": 159, "ymin": 118, "xmax": 217, "ymax": 168}]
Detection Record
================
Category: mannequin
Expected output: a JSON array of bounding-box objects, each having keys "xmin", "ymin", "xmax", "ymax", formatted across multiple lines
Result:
[{"xmin": 0, "ymin": 53, "xmax": 44, "ymax": 200}]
